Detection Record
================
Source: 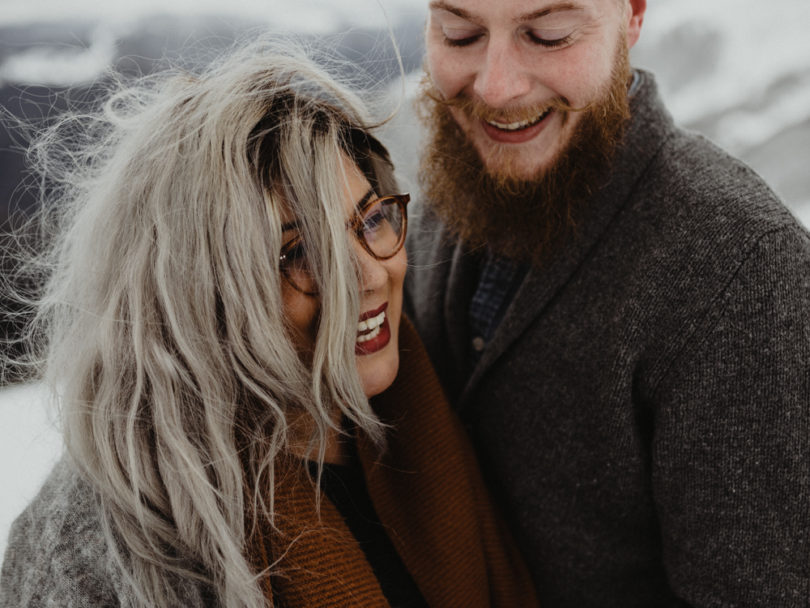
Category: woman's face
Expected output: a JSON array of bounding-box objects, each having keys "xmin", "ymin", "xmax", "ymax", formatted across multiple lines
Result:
[{"xmin": 281, "ymin": 156, "xmax": 407, "ymax": 398}]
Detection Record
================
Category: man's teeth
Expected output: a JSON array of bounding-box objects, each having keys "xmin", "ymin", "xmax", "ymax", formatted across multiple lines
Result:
[
  {"xmin": 487, "ymin": 109, "xmax": 550, "ymax": 131},
  {"xmin": 357, "ymin": 310, "xmax": 385, "ymax": 343}
]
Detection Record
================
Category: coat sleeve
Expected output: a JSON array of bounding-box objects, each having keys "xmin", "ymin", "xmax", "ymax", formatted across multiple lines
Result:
[
  {"xmin": 1, "ymin": 460, "xmax": 214, "ymax": 608},
  {"xmin": 651, "ymin": 225, "xmax": 810, "ymax": 607},
  {"xmin": 0, "ymin": 461, "xmax": 119, "ymax": 607}
]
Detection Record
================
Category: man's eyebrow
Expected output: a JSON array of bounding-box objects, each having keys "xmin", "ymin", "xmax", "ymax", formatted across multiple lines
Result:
[
  {"xmin": 520, "ymin": 3, "xmax": 584, "ymax": 22},
  {"xmin": 428, "ymin": 1, "xmax": 482, "ymax": 25},
  {"xmin": 429, "ymin": 1, "xmax": 584, "ymax": 24}
]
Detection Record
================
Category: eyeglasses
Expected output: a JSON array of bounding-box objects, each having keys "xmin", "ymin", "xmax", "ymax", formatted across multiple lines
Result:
[{"xmin": 279, "ymin": 193, "xmax": 410, "ymax": 296}]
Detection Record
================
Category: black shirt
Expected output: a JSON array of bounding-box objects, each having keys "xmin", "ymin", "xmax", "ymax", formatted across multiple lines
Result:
[{"xmin": 311, "ymin": 456, "xmax": 429, "ymax": 608}]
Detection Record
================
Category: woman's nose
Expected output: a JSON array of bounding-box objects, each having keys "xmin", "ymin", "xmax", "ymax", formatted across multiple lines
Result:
[{"xmin": 354, "ymin": 242, "xmax": 387, "ymax": 293}]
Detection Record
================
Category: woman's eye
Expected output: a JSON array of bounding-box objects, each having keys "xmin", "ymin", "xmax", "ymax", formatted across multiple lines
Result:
[
  {"xmin": 527, "ymin": 30, "xmax": 573, "ymax": 48},
  {"xmin": 362, "ymin": 208, "xmax": 387, "ymax": 234},
  {"xmin": 286, "ymin": 242, "xmax": 306, "ymax": 260},
  {"xmin": 281, "ymin": 240, "xmax": 309, "ymax": 269}
]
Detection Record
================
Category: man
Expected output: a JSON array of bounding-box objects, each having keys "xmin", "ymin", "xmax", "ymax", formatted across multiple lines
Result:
[{"xmin": 404, "ymin": 0, "xmax": 810, "ymax": 606}]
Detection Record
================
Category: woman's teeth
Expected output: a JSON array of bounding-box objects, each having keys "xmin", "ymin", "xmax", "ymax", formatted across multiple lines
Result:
[
  {"xmin": 487, "ymin": 109, "xmax": 551, "ymax": 132},
  {"xmin": 357, "ymin": 310, "xmax": 385, "ymax": 343}
]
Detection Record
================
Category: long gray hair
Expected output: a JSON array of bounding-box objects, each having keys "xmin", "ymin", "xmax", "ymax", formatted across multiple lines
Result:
[{"xmin": 26, "ymin": 39, "xmax": 398, "ymax": 607}]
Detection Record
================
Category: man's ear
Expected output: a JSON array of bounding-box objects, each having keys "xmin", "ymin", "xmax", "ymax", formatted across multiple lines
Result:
[{"xmin": 626, "ymin": 0, "xmax": 646, "ymax": 49}]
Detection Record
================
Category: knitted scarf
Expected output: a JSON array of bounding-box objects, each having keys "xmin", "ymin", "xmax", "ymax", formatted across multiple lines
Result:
[{"xmin": 255, "ymin": 317, "xmax": 537, "ymax": 607}]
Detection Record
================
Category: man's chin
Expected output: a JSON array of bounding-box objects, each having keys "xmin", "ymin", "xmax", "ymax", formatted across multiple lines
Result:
[
  {"xmin": 471, "ymin": 135, "xmax": 563, "ymax": 190},
  {"xmin": 479, "ymin": 146, "xmax": 557, "ymax": 185}
]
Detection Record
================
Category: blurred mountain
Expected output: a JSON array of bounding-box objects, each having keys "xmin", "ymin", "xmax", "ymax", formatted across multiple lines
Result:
[{"xmin": 0, "ymin": 13, "xmax": 424, "ymax": 223}]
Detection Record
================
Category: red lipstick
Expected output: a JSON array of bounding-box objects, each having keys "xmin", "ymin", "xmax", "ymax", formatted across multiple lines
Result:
[{"xmin": 356, "ymin": 302, "xmax": 390, "ymax": 356}]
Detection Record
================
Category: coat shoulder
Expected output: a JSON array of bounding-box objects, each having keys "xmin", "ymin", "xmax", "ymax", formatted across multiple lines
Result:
[
  {"xmin": 638, "ymin": 127, "xmax": 801, "ymax": 239},
  {"xmin": 1, "ymin": 459, "xmax": 119, "ymax": 607}
]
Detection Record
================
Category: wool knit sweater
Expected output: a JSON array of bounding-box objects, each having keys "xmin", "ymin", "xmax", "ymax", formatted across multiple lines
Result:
[
  {"xmin": 405, "ymin": 70, "xmax": 810, "ymax": 607},
  {"xmin": 0, "ymin": 319, "xmax": 537, "ymax": 607}
]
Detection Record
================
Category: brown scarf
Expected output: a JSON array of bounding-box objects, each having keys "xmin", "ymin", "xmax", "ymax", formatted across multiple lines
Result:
[{"xmin": 257, "ymin": 318, "xmax": 538, "ymax": 607}]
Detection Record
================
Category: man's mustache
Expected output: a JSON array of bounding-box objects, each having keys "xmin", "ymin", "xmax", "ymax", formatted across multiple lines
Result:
[{"xmin": 425, "ymin": 87, "xmax": 591, "ymax": 124}]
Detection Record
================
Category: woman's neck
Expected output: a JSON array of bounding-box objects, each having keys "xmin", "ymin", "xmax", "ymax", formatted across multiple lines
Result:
[
  {"xmin": 321, "ymin": 425, "xmax": 352, "ymax": 465},
  {"xmin": 288, "ymin": 414, "xmax": 353, "ymax": 465}
]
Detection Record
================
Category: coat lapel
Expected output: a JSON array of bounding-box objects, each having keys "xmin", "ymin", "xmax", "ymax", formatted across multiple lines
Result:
[
  {"xmin": 406, "ymin": 208, "xmax": 481, "ymax": 402},
  {"xmin": 443, "ymin": 239, "xmax": 482, "ymax": 392}
]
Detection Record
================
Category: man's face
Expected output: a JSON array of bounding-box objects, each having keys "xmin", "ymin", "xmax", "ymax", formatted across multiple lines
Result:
[{"xmin": 425, "ymin": 0, "xmax": 645, "ymax": 182}]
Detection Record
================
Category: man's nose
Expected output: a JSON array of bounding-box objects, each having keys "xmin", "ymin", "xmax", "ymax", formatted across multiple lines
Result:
[{"xmin": 472, "ymin": 38, "xmax": 533, "ymax": 108}]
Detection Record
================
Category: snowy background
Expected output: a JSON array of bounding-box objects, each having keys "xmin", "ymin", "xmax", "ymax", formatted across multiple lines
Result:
[{"xmin": 1, "ymin": 0, "xmax": 809, "ymax": 559}]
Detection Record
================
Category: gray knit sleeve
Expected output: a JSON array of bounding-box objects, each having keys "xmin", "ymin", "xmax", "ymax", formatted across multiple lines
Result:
[
  {"xmin": 0, "ymin": 459, "xmax": 119, "ymax": 607},
  {"xmin": 652, "ymin": 225, "xmax": 810, "ymax": 606}
]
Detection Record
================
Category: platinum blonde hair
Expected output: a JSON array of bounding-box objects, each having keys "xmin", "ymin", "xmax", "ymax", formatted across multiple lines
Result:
[{"xmin": 26, "ymin": 39, "xmax": 398, "ymax": 607}]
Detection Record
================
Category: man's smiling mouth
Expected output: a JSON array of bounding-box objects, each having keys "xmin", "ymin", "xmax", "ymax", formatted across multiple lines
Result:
[{"xmin": 485, "ymin": 108, "xmax": 553, "ymax": 132}]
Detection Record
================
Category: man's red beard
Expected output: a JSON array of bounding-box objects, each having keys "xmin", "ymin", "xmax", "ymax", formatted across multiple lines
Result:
[{"xmin": 417, "ymin": 44, "xmax": 632, "ymax": 265}]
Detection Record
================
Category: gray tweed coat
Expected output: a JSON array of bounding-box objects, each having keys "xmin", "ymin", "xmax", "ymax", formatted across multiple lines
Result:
[
  {"xmin": 0, "ymin": 459, "xmax": 212, "ymax": 607},
  {"xmin": 405, "ymin": 70, "xmax": 810, "ymax": 607}
]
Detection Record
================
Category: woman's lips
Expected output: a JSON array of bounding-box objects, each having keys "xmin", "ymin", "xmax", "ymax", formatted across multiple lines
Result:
[
  {"xmin": 356, "ymin": 302, "xmax": 390, "ymax": 355},
  {"xmin": 359, "ymin": 302, "xmax": 387, "ymax": 323}
]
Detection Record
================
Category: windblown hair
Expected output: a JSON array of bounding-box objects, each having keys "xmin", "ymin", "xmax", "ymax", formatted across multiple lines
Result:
[{"xmin": 24, "ymin": 39, "xmax": 397, "ymax": 607}]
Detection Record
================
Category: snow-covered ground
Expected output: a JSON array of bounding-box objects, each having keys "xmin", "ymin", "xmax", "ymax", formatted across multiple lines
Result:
[
  {"xmin": 0, "ymin": 383, "xmax": 60, "ymax": 558},
  {"xmin": 2, "ymin": 0, "xmax": 810, "ymax": 560}
]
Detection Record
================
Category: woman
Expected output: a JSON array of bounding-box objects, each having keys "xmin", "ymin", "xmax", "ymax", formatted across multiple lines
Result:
[{"xmin": 0, "ymin": 41, "xmax": 536, "ymax": 607}]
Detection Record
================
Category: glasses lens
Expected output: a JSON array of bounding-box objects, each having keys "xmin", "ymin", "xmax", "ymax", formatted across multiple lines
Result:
[
  {"xmin": 280, "ymin": 195, "xmax": 407, "ymax": 294},
  {"xmin": 360, "ymin": 197, "xmax": 404, "ymax": 259},
  {"xmin": 280, "ymin": 238, "xmax": 316, "ymax": 294}
]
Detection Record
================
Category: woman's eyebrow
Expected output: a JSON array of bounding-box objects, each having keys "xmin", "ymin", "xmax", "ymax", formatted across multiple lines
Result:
[
  {"xmin": 281, "ymin": 220, "xmax": 299, "ymax": 233},
  {"xmin": 355, "ymin": 189, "xmax": 375, "ymax": 213},
  {"xmin": 281, "ymin": 188, "xmax": 374, "ymax": 233}
]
